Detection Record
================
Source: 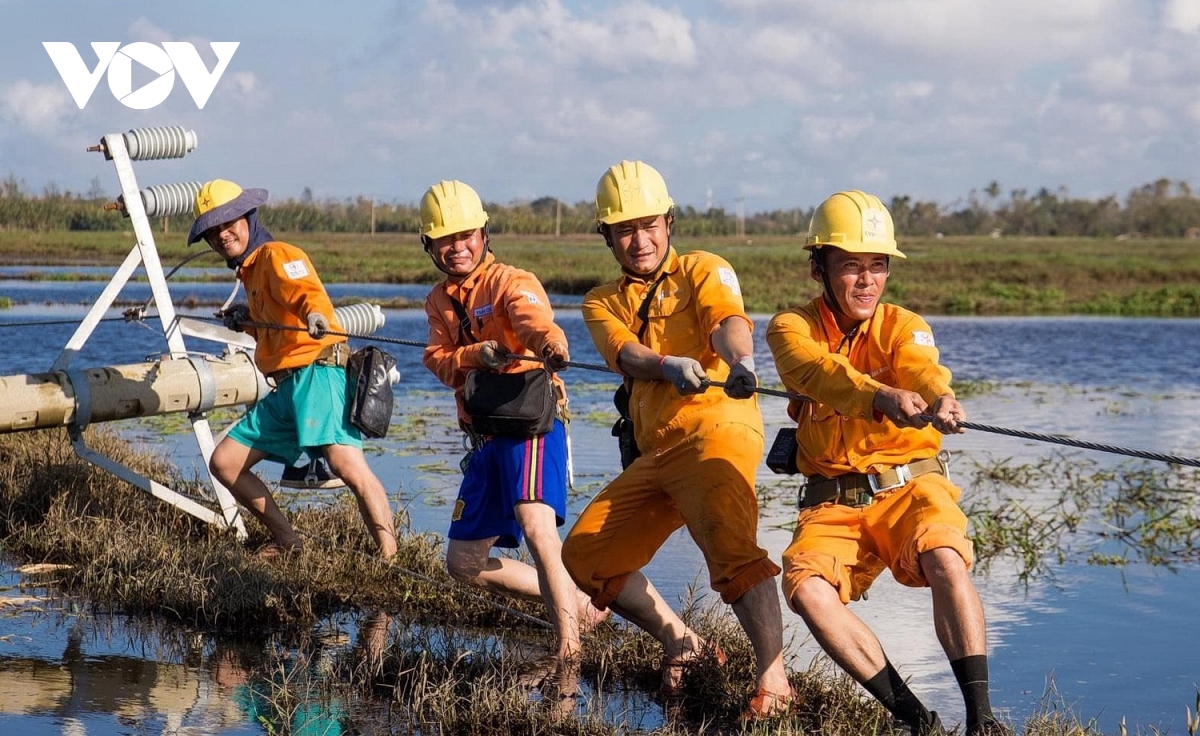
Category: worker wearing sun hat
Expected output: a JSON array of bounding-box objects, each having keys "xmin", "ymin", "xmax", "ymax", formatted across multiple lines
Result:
[{"xmin": 192, "ymin": 179, "xmax": 397, "ymax": 561}]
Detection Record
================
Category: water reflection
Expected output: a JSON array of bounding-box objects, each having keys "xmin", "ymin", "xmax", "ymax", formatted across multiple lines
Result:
[
  {"xmin": 0, "ymin": 605, "xmax": 393, "ymax": 736},
  {"xmin": 1, "ymin": 290, "xmax": 1198, "ymax": 734}
]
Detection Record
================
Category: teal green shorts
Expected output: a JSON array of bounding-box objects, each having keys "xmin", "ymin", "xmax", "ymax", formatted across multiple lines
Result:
[{"xmin": 227, "ymin": 363, "xmax": 362, "ymax": 465}]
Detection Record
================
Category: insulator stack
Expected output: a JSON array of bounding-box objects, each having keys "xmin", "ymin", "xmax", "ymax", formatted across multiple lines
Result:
[
  {"xmin": 121, "ymin": 126, "xmax": 198, "ymax": 161},
  {"xmin": 333, "ymin": 303, "xmax": 386, "ymax": 335},
  {"xmin": 140, "ymin": 181, "xmax": 204, "ymax": 218}
]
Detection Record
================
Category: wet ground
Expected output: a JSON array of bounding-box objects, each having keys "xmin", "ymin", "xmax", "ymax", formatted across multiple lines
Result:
[{"xmin": 1, "ymin": 285, "xmax": 1198, "ymax": 734}]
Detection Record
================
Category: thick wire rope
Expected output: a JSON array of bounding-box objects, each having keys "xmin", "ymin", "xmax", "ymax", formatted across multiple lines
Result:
[{"xmin": 220, "ymin": 317, "xmax": 1200, "ymax": 469}]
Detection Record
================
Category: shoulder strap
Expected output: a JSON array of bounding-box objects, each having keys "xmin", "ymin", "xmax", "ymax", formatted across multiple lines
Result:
[
  {"xmin": 448, "ymin": 297, "xmax": 478, "ymax": 347},
  {"xmin": 622, "ymin": 272, "xmax": 668, "ymax": 394},
  {"xmin": 634, "ymin": 272, "xmax": 667, "ymax": 344}
]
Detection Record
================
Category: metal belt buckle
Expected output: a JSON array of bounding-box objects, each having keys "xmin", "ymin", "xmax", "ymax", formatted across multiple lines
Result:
[{"xmin": 868, "ymin": 463, "xmax": 912, "ymax": 494}]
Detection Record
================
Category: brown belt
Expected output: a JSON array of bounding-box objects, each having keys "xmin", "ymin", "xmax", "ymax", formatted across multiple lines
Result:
[
  {"xmin": 799, "ymin": 454, "xmax": 948, "ymax": 509},
  {"xmin": 267, "ymin": 342, "xmax": 349, "ymax": 383}
]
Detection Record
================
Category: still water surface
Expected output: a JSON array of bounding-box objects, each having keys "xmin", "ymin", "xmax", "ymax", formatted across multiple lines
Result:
[{"xmin": 0, "ymin": 279, "xmax": 1197, "ymax": 734}]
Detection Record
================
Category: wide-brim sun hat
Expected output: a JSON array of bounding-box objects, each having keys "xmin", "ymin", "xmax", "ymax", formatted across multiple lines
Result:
[{"xmin": 187, "ymin": 179, "xmax": 269, "ymax": 245}]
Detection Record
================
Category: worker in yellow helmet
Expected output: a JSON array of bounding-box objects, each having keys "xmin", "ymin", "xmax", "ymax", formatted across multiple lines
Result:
[
  {"xmin": 766, "ymin": 191, "xmax": 1010, "ymax": 736},
  {"xmin": 561, "ymin": 161, "xmax": 795, "ymax": 722},
  {"xmin": 190, "ymin": 179, "xmax": 396, "ymax": 561},
  {"xmin": 418, "ymin": 180, "xmax": 607, "ymax": 699}
]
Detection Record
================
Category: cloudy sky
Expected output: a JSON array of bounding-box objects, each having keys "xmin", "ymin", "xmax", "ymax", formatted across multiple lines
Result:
[{"xmin": 2, "ymin": 0, "xmax": 1198, "ymax": 214}]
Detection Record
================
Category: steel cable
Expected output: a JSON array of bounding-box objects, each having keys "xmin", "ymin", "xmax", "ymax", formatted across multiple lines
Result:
[{"xmin": 179, "ymin": 315, "xmax": 1200, "ymax": 468}]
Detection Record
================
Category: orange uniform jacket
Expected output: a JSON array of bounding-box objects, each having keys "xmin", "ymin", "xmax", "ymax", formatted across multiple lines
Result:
[
  {"xmin": 583, "ymin": 248, "xmax": 762, "ymax": 453},
  {"xmin": 424, "ymin": 253, "xmax": 568, "ymax": 427},
  {"xmin": 766, "ymin": 297, "xmax": 952, "ymax": 477},
  {"xmin": 237, "ymin": 241, "xmax": 345, "ymax": 376}
]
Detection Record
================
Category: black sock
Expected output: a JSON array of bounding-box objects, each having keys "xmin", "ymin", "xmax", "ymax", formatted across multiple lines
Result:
[
  {"xmin": 951, "ymin": 655, "xmax": 993, "ymax": 731},
  {"xmin": 862, "ymin": 661, "xmax": 931, "ymax": 728}
]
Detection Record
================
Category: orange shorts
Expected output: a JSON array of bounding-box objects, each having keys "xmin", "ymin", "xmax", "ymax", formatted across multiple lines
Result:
[
  {"xmin": 562, "ymin": 422, "xmax": 780, "ymax": 609},
  {"xmin": 780, "ymin": 472, "xmax": 973, "ymax": 606}
]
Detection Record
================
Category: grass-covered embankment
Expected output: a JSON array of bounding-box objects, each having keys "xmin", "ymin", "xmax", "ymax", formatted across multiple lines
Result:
[
  {"xmin": 2, "ymin": 230, "xmax": 1200, "ymax": 316},
  {"xmin": 7, "ymin": 426, "xmax": 1197, "ymax": 733}
]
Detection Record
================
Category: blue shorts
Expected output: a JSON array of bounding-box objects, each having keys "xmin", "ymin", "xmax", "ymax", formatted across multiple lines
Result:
[
  {"xmin": 449, "ymin": 419, "xmax": 568, "ymax": 549},
  {"xmin": 227, "ymin": 363, "xmax": 362, "ymax": 465}
]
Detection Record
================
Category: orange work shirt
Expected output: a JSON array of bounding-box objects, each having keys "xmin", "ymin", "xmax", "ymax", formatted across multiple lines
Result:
[
  {"xmin": 583, "ymin": 248, "xmax": 762, "ymax": 455},
  {"xmin": 766, "ymin": 297, "xmax": 952, "ymax": 477},
  {"xmin": 237, "ymin": 241, "xmax": 345, "ymax": 376},
  {"xmin": 424, "ymin": 253, "xmax": 568, "ymax": 426}
]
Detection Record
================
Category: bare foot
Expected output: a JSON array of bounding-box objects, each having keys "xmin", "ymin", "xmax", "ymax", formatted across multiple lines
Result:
[
  {"xmin": 577, "ymin": 595, "xmax": 611, "ymax": 634},
  {"xmin": 253, "ymin": 541, "xmax": 303, "ymax": 560}
]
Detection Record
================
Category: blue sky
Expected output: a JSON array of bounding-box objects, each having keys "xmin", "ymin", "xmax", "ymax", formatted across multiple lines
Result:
[{"xmin": 2, "ymin": 0, "xmax": 1198, "ymax": 214}]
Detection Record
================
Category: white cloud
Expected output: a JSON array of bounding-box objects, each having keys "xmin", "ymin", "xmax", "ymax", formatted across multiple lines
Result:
[
  {"xmin": 127, "ymin": 17, "xmax": 174, "ymax": 44},
  {"xmin": 224, "ymin": 72, "xmax": 260, "ymax": 96},
  {"xmin": 1083, "ymin": 52, "xmax": 1134, "ymax": 93},
  {"xmin": 890, "ymin": 81, "xmax": 935, "ymax": 102},
  {"xmin": 1163, "ymin": 0, "xmax": 1200, "ymax": 34},
  {"xmin": 715, "ymin": 0, "xmax": 1139, "ymax": 71},
  {"xmin": 1, "ymin": 81, "xmax": 72, "ymax": 132},
  {"xmin": 423, "ymin": 0, "xmax": 696, "ymax": 72}
]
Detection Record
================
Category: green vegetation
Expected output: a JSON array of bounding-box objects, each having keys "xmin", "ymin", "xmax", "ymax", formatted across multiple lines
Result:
[
  {"xmin": 2, "ymin": 229, "xmax": 1200, "ymax": 316},
  {"xmin": 964, "ymin": 453, "xmax": 1200, "ymax": 579},
  {"xmin": 4, "ymin": 175, "xmax": 1200, "ymax": 237}
]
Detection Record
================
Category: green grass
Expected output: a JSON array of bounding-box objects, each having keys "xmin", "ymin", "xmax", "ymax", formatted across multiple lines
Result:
[{"xmin": 2, "ymin": 230, "xmax": 1200, "ymax": 315}]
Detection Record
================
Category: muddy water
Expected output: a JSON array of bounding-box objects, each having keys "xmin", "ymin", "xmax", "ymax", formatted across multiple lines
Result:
[{"xmin": 1, "ymin": 289, "xmax": 1198, "ymax": 734}]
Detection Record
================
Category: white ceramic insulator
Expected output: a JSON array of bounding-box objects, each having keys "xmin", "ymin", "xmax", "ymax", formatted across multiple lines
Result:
[
  {"xmin": 140, "ymin": 181, "xmax": 203, "ymax": 218},
  {"xmin": 122, "ymin": 126, "xmax": 198, "ymax": 161},
  {"xmin": 332, "ymin": 303, "xmax": 386, "ymax": 335}
]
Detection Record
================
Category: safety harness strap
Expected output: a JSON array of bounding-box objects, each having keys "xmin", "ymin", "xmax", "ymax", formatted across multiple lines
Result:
[{"xmin": 799, "ymin": 454, "xmax": 948, "ymax": 509}]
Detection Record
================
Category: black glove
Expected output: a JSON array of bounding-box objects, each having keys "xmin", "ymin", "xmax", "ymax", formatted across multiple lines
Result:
[
  {"xmin": 542, "ymin": 341, "xmax": 570, "ymax": 372},
  {"xmin": 220, "ymin": 304, "xmax": 251, "ymax": 332},
  {"xmin": 724, "ymin": 356, "xmax": 758, "ymax": 399}
]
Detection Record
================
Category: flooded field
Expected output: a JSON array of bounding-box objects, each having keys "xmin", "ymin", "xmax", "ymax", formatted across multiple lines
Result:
[{"xmin": 1, "ymin": 284, "xmax": 1198, "ymax": 734}]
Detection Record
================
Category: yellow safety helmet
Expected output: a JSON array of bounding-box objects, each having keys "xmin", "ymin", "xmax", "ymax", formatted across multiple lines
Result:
[
  {"xmin": 188, "ymin": 179, "xmax": 268, "ymax": 245},
  {"xmin": 805, "ymin": 190, "xmax": 905, "ymax": 259},
  {"xmin": 595, "ymin": 160, "xmax": 675, "ymax": 226},
  {"xmin": 419, "ymin": 180, "xmax": 489, "ymax": 241}
]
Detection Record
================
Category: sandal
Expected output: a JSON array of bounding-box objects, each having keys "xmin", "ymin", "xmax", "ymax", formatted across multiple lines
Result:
[
  {"xmin": 660, "ymin": 640, "xmax": 727, "ymax": 697},
  {"xmin": 741, "ymin": 687, "xmax": 796, "ymax": 722}
]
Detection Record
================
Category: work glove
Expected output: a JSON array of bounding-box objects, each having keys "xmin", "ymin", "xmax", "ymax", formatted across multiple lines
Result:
[
  {"xmin": 542, "ymin": 340, "xmax": 570, "ymax": 372},
  {"xmin": 724, "ymin": 355, "xmax": 757, "ymax": 399},
  {"xmin": 219, "ymin": 304, "xmax": 251, "ymax": 332},
  {"xmin": 660, "ymin": 355, "xmax": 707, "ymax": 395},
  {"xmin": 306, "ymin": 312, "xmax": 330, "ymax": 339},
  {"xmin": 478, "ymin": 340, "xmax": 512, "ymax": 370}
]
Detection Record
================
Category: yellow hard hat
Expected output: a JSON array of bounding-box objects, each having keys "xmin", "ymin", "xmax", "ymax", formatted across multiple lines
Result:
[
  {"xmin": 188, "ymin": 179, "xmax": 267, "ymax": 244},
  {"xmin": 419, "ymin": 180, "xmax": 488, "ymax": 240},
  {"xmin": 595, "ymin": 160, "xmax": 675, "ymax": 226},
  {"xmin": 805, "ymin": 190, "xmax": 905, "ymax": 259}
]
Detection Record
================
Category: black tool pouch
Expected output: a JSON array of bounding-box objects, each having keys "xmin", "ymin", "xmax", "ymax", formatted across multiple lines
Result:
[
  {"xmin": 347, "ymin": 346, "xmax": 397, "ymax": 439},
  {"xmin": 611, "ymin": 382, "xmax": 640, "ymax": 469},
  {"xmin": 609, "ymin": 274, "xmax": 667, "ymax": 469},
  {"xmin": 765, "ymin": 427, "xmax": 801, "ymax": 475},
  {"xmin": 464, "ymin": 368, "xmax": 556, "ymax": 438}
]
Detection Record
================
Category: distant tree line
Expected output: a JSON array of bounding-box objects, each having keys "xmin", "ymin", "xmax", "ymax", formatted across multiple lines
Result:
[{"xmin": 2, "ymin": 174, "xmax": 1198, "ymax": 238}]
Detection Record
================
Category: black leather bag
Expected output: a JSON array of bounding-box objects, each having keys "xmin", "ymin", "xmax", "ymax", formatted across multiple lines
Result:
[
  {"xmin": 347, "ymin": 346, "xmax": 397, "ymax": 439},
  {"xmin": 464, "ymin": 368, "xmax": 556, "ymax": 438}
]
